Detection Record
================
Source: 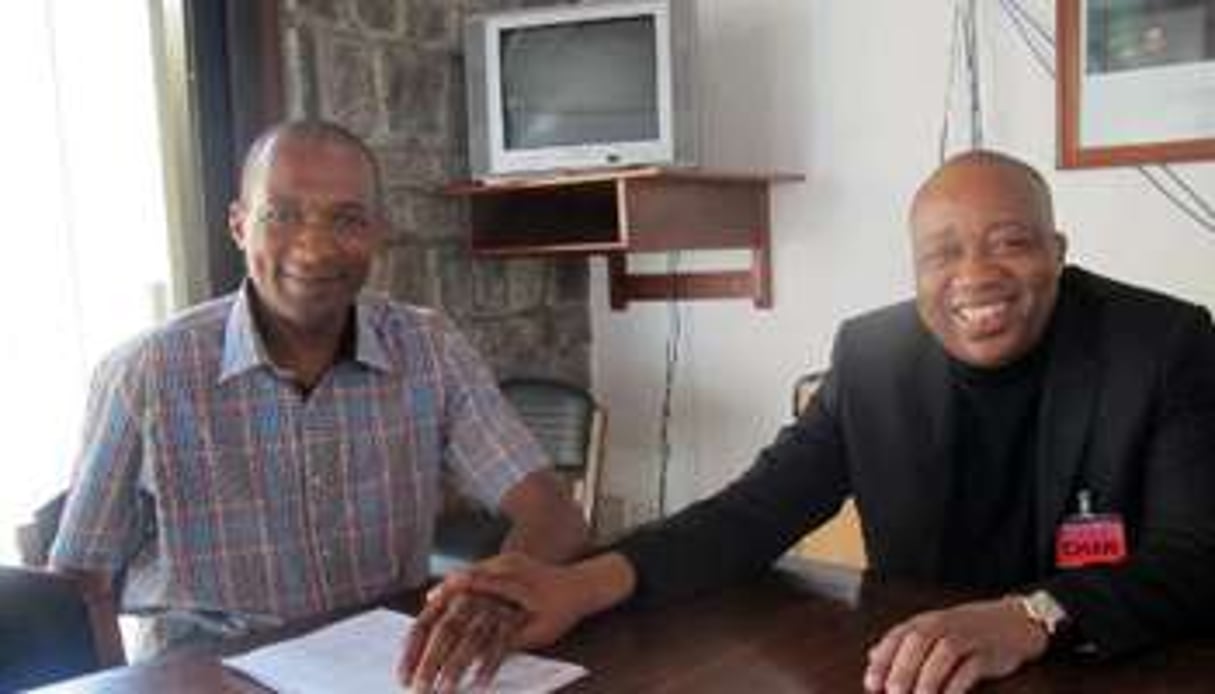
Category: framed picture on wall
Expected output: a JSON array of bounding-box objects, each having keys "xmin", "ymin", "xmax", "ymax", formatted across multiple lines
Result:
[{"xmin": 1058, "ymin": 0, "xmax": 1215, "ymax": 168}]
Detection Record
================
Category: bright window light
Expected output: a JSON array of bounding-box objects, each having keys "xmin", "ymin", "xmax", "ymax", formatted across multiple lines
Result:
[{"xmin": 0, "ymin": 1, "xmax": 171, "ymax": 563}]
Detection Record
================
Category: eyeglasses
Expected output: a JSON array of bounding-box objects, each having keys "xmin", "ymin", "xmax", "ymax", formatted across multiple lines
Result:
[{"xmin": 252, "ymin": 200, "xmax": 379, "ymax": 241}]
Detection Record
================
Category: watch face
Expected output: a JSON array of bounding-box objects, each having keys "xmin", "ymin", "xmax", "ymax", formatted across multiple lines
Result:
[{"xmin": 1025, "ymin": 591, "xmax": 1067, "ymax": 634}]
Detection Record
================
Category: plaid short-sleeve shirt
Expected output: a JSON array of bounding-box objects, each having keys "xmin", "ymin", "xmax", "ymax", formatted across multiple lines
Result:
[{"xmin": 50, "ymin": 287, "xmax": 545, "ymax": 635}]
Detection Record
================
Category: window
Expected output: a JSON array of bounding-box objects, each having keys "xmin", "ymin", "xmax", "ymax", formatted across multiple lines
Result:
[{"xmin": 0, "ymin": 1, "xmax": 172, "ymax": 562}]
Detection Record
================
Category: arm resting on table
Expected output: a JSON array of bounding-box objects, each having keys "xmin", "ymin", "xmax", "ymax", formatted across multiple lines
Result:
[{"xmin": 498, "ymin": 468, "xmax": 590, "ymax": 563}]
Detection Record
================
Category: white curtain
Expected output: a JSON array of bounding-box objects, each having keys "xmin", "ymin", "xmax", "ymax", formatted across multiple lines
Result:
[{"xmin": 0, "ymin": 1, "xmax": 172, "ymax": 563}]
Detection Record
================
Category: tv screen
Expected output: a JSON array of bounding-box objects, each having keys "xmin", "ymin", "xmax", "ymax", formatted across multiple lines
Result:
[
  {"xmin": 465, "ymin": 0, "xmax": 697, "ymax": 178},
  {"xmin": 500, "ymin": 17, "xmax": 659, "ymax": 151}
]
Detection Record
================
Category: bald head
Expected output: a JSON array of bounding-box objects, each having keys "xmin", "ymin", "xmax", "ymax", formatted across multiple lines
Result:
[
  {"xmin": 239, "ymin": 120, "xmax": 383, "ymax": 210},
  {"xmin": 911, "ymin": 149, "xmax": 1054, "ymax": 231}
]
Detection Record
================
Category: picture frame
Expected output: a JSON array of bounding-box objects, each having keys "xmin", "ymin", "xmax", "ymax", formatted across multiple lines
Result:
[{"xmin": 1057, "ymin": 0, "xmax": 1215, "ymax": 168}]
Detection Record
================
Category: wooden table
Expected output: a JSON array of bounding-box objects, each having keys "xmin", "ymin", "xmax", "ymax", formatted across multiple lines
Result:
[{"xmin": 37, "ymin": 558, "xmax": 1215, "ymax": 692}]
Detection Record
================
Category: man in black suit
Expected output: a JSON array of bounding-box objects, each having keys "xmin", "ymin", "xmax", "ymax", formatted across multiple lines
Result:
[{"xmin": 401, "ymin": 150, "xmax": 1215, "ymax": 693}]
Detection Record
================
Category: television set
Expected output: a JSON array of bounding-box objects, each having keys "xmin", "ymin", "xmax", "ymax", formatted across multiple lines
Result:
[{"xmin": 464, "ymin": 0, "xmax": 698, "ymax": 179}]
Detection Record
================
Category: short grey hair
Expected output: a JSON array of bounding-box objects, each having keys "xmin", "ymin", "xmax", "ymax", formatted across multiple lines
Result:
[{"xmin": 238, "ymin": 120, "xmax": 383, "ymax": 210}]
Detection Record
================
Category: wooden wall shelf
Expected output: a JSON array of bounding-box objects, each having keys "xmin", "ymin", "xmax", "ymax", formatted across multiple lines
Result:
[{"xmin": 445, "ymin": 167, "xmax": 801, "ymax": 310}]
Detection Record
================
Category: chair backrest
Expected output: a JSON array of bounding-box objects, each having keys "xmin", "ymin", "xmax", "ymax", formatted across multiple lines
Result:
[
  {"xmin": 792, "ymin": 370, "xmax": 827, "ymax": 418},
  {"xmin": 500, "ymin": 377, "xmax": 606, "ymax": 528},
  {"xmin": 788, "ymin": 368, "xmax": 868, "ymax": 569},
  {"xmin": 16, "ymin": 493, "xmax": 67, "ymax": 567},
  {"xmin": 0, "ymin": 566, "xmax": 124, "ymax": 690}
]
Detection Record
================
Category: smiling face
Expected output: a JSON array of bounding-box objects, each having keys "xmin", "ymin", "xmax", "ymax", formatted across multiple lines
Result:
[
  {"xmin": 228, "ymin": 131, "xmax": 384, "ymax": 340},
  {"xmin": 911, "ymin": 154, "xmax": 1066, "ymax": 368}
]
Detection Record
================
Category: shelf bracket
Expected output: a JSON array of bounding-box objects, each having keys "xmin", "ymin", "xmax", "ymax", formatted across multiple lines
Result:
[{"xmin": 607, "ymin": 245, "xmax": 772, "ymax": 310}]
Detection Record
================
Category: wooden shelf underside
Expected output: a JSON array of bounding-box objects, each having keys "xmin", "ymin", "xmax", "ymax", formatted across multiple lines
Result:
[{"xmin": 449, "ymin": 167, "xmax": 799, "ymax": 310}]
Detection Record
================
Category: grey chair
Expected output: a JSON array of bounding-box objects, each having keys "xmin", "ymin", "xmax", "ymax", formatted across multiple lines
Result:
[
  {"xmin": 792, "ymin": 370, "xmax": 827, "ymax": 418},
  {"xmin": 0, "ymin": 566, "xmax": 124, "ymax": 690},
  {"xmin": 499, "ymin": 377, "xmax": 605, "ymax": 526},
  {"xmin": 16, "ymin": 493, "xmax": 66, "ymax": 568},
  {"xmin": 430, "ymin": 378, "xmax": 606, "ymax": 576}
]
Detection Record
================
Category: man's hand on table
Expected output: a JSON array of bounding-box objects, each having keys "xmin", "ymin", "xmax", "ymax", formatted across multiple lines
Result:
[
  {"xmin": 398, "ymin": 589, "xmax": 524, "ymax": 693},
  {"xmin": 399, "ymin": 552, "xmax": 600, "ymax": 692},
  {"xmin": 863, "ymin": 597, "xmax": 1049, "ymax": 694},
  {"xmin": 445, "ymin": 552, "xmax": 593, "ymax": 648}
]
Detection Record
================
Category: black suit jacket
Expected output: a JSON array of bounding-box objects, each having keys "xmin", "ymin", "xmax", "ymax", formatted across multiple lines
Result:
[{"xmin": 616, "ymin": 266, "xmax": 1215, "ymax": 656}]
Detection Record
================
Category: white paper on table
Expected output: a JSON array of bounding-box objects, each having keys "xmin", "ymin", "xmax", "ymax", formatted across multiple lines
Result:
[{"xmin": 222, "ymin": 608, "xmax": 587, "ymax": 694}]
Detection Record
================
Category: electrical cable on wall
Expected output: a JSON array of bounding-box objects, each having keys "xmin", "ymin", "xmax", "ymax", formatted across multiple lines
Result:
[
  {"xmin": 994, "ymin": 1, "xmax": 1214, "ymax": 233},
  {"xmin": 997, "ymin": 0, "xmax": 1054, "ymax": 76},
  {"xmin": 1140, "ymin": 168, "xmax": 1215, "ymax": 233},
  {"xmin": 941, "ymin": 0, "xmax": 986, "ymax": 161},
  {"xmin": 656, "ymin": 251, "xmax": 683, "ymax": 517},
  {"xmin": 1160, "ymin": 167, "xmax": 1215, "ymax": 223},
  {"xmin": 964, "ymin": 0, "xmax": 984, "ymax": 149},
  {"xmin": 938, "ymin": 2, "xmax": 964, "ymax": 162}
]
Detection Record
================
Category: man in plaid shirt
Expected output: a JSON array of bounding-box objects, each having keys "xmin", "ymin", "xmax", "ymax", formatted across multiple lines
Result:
[{"xmin": 48, "ymin": 121, "xmax": 588, "ymax": 664}]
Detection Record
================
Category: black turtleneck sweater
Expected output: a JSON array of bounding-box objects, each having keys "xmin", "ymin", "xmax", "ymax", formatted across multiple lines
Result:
[{"xmin": 941, "ymin": 345, "xmax": 1047, "ymax": 589}]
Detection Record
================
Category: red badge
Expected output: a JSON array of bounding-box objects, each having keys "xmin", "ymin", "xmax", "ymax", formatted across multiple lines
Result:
[{"xmin": 1055, "ymin": 490, "xmax": 1127, "ymax": 569}]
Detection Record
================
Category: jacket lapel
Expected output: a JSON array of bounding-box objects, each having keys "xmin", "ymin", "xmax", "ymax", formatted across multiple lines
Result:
[
  {"xmin": 1034, "ymin": 272, "xmax": 1099, "ymax": 572},
  {"xmin": 910, "ymin": 326, "xmax": 955, "ymax": 577}
]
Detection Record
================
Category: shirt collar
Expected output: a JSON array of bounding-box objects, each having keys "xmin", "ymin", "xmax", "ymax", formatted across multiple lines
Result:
[
  {"xmin": 352, "ymin": 297, "xmax": 393, "ymax": 372},
  {"xmin": 218, "ymin": 281, "xmax": 394, "ymax": 384}
]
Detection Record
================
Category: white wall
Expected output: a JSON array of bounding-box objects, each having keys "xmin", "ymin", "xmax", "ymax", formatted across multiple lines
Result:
[{"xmin": 589, "ymin": 0, "xmax": 1215, "ymax": 528}]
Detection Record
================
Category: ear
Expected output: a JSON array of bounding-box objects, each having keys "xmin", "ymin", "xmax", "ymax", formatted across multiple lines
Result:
[
  {"xmin": 228, "ymin": 201, "xmax": 249, "ymax": 250},
  {"xmin": 1052, "ymin": 230, "xmax": 1068, "ymax": 264}
]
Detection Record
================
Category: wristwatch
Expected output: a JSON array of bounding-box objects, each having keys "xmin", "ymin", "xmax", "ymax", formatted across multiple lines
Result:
[{"xmin": 1017, "ymin": 589, "xmax": 1069, "ymax": 638}]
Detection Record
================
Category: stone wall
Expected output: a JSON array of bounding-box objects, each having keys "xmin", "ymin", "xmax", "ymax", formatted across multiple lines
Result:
[{"xmin": 279, "ymin": 0, "xmax": 590, "ymax": 386}]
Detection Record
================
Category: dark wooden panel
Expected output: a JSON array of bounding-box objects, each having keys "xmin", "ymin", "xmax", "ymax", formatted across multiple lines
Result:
[
  {"xmin": 37, "ymin": 558, "xmax": 1215, "ymax": 693},
  {"xmin": 186, "ymin": 0, "xmax": 285, "ymax": 297},
  {"xmin": 469, "ymin": 181, "xmax": 623, "ymax": 251},
  {"xmin": 623, "ymin": 177, "xmax": 765, "ymax": 251},
  {"xmin": 611, "ymin": 270, "xmax": 759, "ymax": 308}
]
